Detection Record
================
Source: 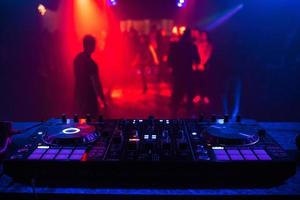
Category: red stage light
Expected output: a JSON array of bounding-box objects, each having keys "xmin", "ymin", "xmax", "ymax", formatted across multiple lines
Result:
[
  {"xmin": 179, "ymin": 26, "xmax": 186, "ymax": 35},
  {"xmin": 111, "ymin": 89, "xmax": 123, "ymax": 99},
  {"xmin": 193, "ymin": 95, "xmax": 201, "ymax": 104},
  {"xmin": 172, "ymin": 26, "xmax": 179, "ymax": 35},
  {"xmin": 204, "ymin": 97, "xmax": 210, "ymax": 104}
]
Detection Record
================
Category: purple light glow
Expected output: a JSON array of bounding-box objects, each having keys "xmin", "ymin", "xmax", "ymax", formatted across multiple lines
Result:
[
  {"xmin": 109, "ymin": 0, "xmax": 117, "ymax": 6},
  {"xmin": 177, "ymin": 0, "xmax": 185, "ymax": 8}
]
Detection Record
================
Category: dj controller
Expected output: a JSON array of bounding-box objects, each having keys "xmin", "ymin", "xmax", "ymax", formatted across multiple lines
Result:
[{"xmin": 3, "ymin": 115, "xmax": 296, "ymax": 186}]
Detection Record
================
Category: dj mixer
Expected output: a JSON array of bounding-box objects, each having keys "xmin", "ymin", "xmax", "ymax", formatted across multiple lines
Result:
[{"xmin": 3, "ymin": 115, "xmax": 296, "ymax": 186}]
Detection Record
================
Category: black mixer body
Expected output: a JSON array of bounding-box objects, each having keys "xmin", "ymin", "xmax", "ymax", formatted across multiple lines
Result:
[{"xmin": 3, "ymin": 117, "xmax": 296, "ymax": 187}]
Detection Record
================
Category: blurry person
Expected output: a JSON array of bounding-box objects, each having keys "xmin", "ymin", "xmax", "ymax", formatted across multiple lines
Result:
[
  {"xmin": 156, "ymin": 28, "xmax": 170, "ymax": 83},
  {"xmin": 74, "ymin": 35, "xmax": 106, "ymax": 116},
  {"xmin": 192, "ymin": 30, "xmax": 213, "ymax": 105},
  {"xmin": 133, "ymin": 35, "xmax": 153, "ymax": 94},
  {"xmin": 194, "ymin": 31, "xmax": 213, "ymax": 72},
  {"xmin": 168, "ymin": 28, "xmax": 200, "ymax": 115}
]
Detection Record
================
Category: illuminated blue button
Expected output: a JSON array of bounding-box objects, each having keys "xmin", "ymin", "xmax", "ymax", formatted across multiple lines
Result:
[
  {"xmin": 256, "ymin": 154, "xmax": 272, "ymax": 160},
  {"xmin": 240, "ymin": 150, "xmax": 254, "ymax": 155},
  {"xmin": 28, "ymin": 154, "xmax": 42, "ymax": 160},
  {"xmin": 32, "ymin": 148, "xmax": 47, "ymax": 154},
  {"xmin": 213, "ymin": 149, "xmax": 227, "ymax": 155},
  {"xmin": 230, "ymin": 155, "xmax": 244, "ymax": 160},
  {"xmin": 47, "ymin": 149, "xmax": 60, "ymax": 154},
  {"xmin": 73, "ymin": 149, "xmax": 86, "ymax": 155},
  {"xmin": 55, "ymin": 154, "xmax": 69, "ymax": 160},
  {"xmin": 253, "ymin": 149, "xmax": 268, "ymax": 155},
  {"xmin": 69, "ymin": 154, "xmax": 83, "ymax": 160},
  {"xmin": 60, "ymin": 149, "xmax": 72, "ymax": 154},
  {"xmin": 215, "ymin": 154, "xmax": 230, "ymax": 160},
  {"xmin": 244, "ymin": 154, "xmax": 257, "ymax": 160},
  {"xmin": 227, "ymin": 150, "xmax": 240, "ymax": 155},
  {"xmin": 41, "ymin": 154, "xmax": 56, "ymax": 160}
]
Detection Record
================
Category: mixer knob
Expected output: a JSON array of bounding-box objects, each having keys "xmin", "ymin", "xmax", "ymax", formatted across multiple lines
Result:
[
  {"xmin": 118, "ymin": 119, "xmax": 125, "ymax": 128},
  {"xmin": 162, "ymin": 130, "xmax": 169, "ymax": 139},
  {"xmin": 236, "ymin": 115, "xmax": 241, "ymax": 122},
  {"xmin": 162, "ymin": 143, "xmax": 171, "ymax": 150},
  {"xmin": 74, "ymin": 114, "xmax": 79, "ymax": 123},
  {"xmin": 86, "ymin": 114, "xmax": 91, "ymax": 123},
  {"xmin": 179, "ymin": 142, "xmax": 188, "ymax": 150},
  {"xmin": 128, "ymin": 142, "xmax": 137, "ymax": 150},
  {"xmin": 113, "ymin": 130, "xmax": 123, "ymax": 144},
  {"xmin": 224, "ymin": 115, "xmax": 229, "ymax": 123},
  {"xmin": 145, "ymin": 143, "xmax": 154, "ymax": 151},
  {"xmin": 148, "ymin": 115, "xmax": 154, "ymax": 126},
  {"xmin": 177, "ymin": 130, "xmax": 184, "ymax": 138},
  {"xmin": 61, "ymin": 114, "xmax": 67, "ymax": 124},
  {"xmin": 211, "ymin": 115, "xmax": 217, "ymax": 122},
  {"xmin": 113, "ymin": 136, "xmax": 122, "ymax": 144}
]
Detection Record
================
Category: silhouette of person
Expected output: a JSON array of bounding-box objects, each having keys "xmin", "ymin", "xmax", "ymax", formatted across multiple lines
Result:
[
  {"xmin": 74, "ymin": 35, "xmax": 106, "ymax": 116},
  {"xmin": 134, "ymin": 35, "xmax": 153, "ymax": 94},
  {"xmin": 168, "ymin": 29, "xmax": 200, "ymax": 115}
]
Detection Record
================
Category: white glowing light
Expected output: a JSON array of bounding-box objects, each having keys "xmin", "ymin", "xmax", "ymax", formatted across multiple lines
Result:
[
  {"xmin": 37, "ymin": 146, "xmax": 49, "ymax": 149},
  {"xmin": 212, "ymin": 146, "xmax": 224, "ymax": 150},
  {"xmin": 217, "ymin": 119, "xmax": 224, "ymax": 124},
  {"xmin": 37, "ymin": 4, "xmax": 47, "ymax": 16},
  {"xmin": 62, "ymin": 128, "xmax": 80, "ymax": 134}
]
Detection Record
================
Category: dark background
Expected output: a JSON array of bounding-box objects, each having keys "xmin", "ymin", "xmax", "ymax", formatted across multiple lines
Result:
[{"xmin": 0, "ymin": 0, "xmax": 300, "ymax": 121}]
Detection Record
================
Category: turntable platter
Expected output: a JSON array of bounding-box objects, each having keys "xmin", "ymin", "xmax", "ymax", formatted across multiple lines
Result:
[
  {"xmin": 43, "ymin": 124, "xmax": 98, "ymax": 145},
  {"xmin": 205, "ymin": 124, "xmax": 260, "ymax": 146}
]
